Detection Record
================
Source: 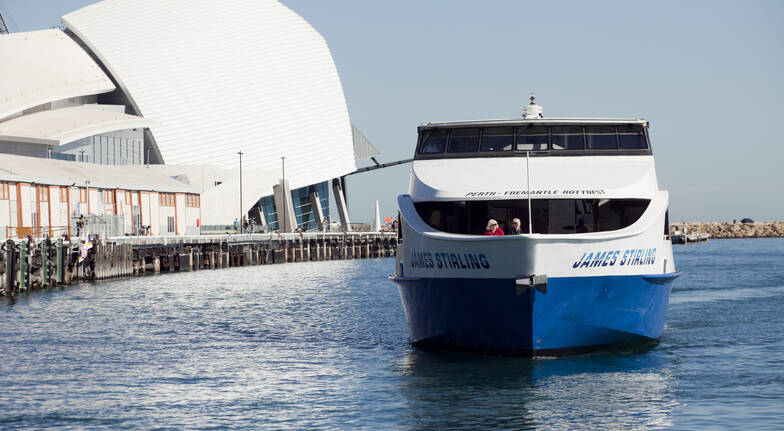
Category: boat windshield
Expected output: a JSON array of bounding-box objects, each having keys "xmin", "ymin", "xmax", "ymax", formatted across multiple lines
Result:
[
  {"xmin": 414, "ymin": 198, "xmax": 650, "ymax": 235},
  {"xmin": 416, "ymin": 124, "xmax": 649, "ymax": 158}
]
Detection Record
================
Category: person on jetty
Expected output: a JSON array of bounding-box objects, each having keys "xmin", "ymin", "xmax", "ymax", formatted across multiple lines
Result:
[
  {"xmin": 508, "ymin": 218, "xmax": 523, "ymax": 235},
  {"xmin": 76, "ymin": 215, "xmax": 85, "ymax": 236},
  {"xmin": 484, "ymin": 219, "xmax": 504, "ymax": 236}
]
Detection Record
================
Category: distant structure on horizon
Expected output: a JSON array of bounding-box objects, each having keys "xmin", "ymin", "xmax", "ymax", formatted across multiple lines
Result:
[{"xmin": 0, "ymin": 0, "xmax": 378, "ymax": 239}]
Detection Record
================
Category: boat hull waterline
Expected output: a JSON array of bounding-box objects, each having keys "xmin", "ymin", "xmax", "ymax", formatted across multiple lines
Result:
[{"xmin": 392, "ymin": 272, "xmax": 679, "ymax": 354}]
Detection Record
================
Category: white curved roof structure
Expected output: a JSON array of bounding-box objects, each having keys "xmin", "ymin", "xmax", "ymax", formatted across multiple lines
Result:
[
  {"xmin": 0, "ymin": 29, "xmax": 115, "ymax": 120},
  {"xmin": 63, "ymin": 0, "xmax": 356, "ymax": 191},
  {"xmin": 0, "ymin": 105, "xmax": 153, "ymax": 146}
]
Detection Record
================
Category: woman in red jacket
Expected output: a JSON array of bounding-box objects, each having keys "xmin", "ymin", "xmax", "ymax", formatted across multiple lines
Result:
[{"xmin": 484, "ymin": 219, "xmax": 504, "ymax": 235}]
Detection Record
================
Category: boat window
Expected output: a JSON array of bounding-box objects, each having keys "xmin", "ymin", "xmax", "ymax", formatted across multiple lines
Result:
[
  {"xmin": 414, "ymin": 201, "xmax": 468, "ymax": 233},
  {"xmin": 414, "ymin": 198, "xmax": 649, "ymax": 235},
  {"xmin": 448, "ymin": 128, "xmax": 480, "ymax": 153},
  {"xmin": 617, "ymin": 124, "xmax": 648, "ymax": 149},
  {"xmin": 585, "ymin": 126, "xmax": 619, "ymax": 150},
  {"xmin": 597, "ymin": 199, "xmax": 649, "ymax": 231},
  {"xmin": 551, "ymin": 126, "xmax": 585, "ymax": 150},
  {"xmin": 480, "ymin": 127, "xmax": 514, "ymax": 151},
  {"xmin": 516, "ymin": 125, "xmax": 549, "ymax": 151},
  {"xmin": 418, "ymin": 129, "xmax": 448, "ymax": 154}
]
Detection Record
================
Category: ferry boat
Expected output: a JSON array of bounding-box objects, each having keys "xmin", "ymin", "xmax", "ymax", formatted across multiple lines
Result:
[{"xmin": 390, "ymin": 97, "xmax": 679, "ymax": 355}]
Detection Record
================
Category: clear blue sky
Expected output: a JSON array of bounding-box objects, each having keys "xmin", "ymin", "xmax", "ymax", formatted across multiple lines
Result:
[{"xmin": 3, "ymin": 0, "xmax": 782, "ymax": 222}]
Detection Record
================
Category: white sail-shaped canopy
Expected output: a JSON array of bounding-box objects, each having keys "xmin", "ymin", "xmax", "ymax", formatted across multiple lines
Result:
[
  {"xmin": 0, "ymin": 105, "xmax": 153, "ymax": 146},
  {"xmin": 62, "ymin": 0, "xmax": 357, "ymax": 193},
  {"xmin": 0, "ymin": 29, "xmax": 115, "ymax": 121}
]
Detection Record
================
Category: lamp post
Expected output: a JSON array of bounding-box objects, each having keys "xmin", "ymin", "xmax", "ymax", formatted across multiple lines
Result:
[
  {"xmin": 281, "ymin": 156, "xmax": 286, "ymax": 233},
  {"xmin": 238, "ymin": 151, "xmax": 243, "ymax": 233}
]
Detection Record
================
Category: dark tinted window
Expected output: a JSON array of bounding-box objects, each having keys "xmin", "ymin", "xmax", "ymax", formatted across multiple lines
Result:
[
  {"xmin": 414, "ymin": 198, "xmax": 650, "ymax": 235},
  {"xmin": 419, "ymin": 129, "xmax": 447, "ymax": 154},
  {"xmin": 585, "ymin": 125, "xmax": 618, "ymax": 150},
  {"xmin": 551, "ymin": 126, "xmax": 584, "ymax": 150},
  {"xmin": 480, "ymin": 127, "xmax": 514, "ymax": 151},
  {"xmin": 516, "ymin": 125, "xmax": 548, "ymax": 151},
  {"xmin": 448, "ymin": 128, "xmax": 480, "ymax": 153},
  {"xmin": 414, "ymin": 201, "xmax": 467, "ymax": 233},
  {"xmin": 617, "ymin": 124, "xmax": 648, "ymax": 149},
  {"xmin": 597, "ymin": 199, "xmax": 650, "ymax": 231}
]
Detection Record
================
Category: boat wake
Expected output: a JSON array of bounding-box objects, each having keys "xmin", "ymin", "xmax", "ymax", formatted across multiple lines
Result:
[{"xmin": 669, "ymin": 285, "xmax": 784, "ymax": 304}]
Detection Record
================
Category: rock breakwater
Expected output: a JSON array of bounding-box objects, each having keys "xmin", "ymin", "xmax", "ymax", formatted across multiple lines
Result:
[{"xmin": 670, "ymin": 222, "xmax": 784, "ymax": 239}]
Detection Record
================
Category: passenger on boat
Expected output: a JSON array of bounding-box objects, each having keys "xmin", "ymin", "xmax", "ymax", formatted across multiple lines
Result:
[
  {"xmin": 484, "ymin": 219, "xmax": 504, "ymax": 236},
  {"xmin": 508, "ymin": 218, "xmax": 523, "ymax": 235}
]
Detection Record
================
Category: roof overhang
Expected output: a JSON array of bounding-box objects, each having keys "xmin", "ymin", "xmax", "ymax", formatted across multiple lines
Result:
[
  {"xmin": 0, "ymin": 105, "xmax": 154, "ymax": 146},
  {"xmin": 0, "ymin": 29, "xmax": 115, "ymax": 120},
  {"xmin": 0, "ymin": 153, "xmax": 197, "ymax": 193}
]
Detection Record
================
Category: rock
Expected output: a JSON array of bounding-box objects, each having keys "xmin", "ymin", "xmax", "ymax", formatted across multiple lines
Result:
[{"xmin": 669, "ymin": 221, "xmax": 784, "ymax": 239}]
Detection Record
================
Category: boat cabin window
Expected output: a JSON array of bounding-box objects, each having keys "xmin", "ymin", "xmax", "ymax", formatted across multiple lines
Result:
[
  {"xmin": 419, "ymin": 129, "xmax": 448, "ymax": 154},
  {"xmin": 551, "ymin": 126, "xmax": 585, "ymax": 150},
  {"xmin": 416, "ymin": 124, "xmax": 650, "ymax": 157},
  {"xmin": 480, "ymin": 127, "xmax": 514, "ymax": 151},
  {"xmin": 585, "ymin": 125, "xmax": 618, "ymax": 150},
  {"xmin": 448, "ymin": 128, "xmax": 480, "ymax": 153},
  {"xmin": 617, "ymin": 124, "xmax": 647, "ymax": 149},
  {"xmin": 414, "ymin": 198, "xmax": 650, "ymax": 235},
  {"xmin": 516, "ymin": 125, "xmax": 548, "ymax": 151}
]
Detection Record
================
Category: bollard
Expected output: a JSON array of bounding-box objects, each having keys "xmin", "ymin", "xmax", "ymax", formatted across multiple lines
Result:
[{"xmin": 56, "ymin": 238, "xmax": 63, "ymax": 284}]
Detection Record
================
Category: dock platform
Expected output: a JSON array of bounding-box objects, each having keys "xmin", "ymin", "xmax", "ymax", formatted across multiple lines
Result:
[{"xmin": 1, "ymin": 232, "xmax": 398, "ymax": 297}]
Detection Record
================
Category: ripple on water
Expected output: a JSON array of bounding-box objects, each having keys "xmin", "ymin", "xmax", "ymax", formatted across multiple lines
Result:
[{"xmin": 1, "ymin": 240, "xmax": 783, "ymax": 429}]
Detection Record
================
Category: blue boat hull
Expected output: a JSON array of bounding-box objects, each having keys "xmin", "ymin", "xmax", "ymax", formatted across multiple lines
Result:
[{"xmin": 394, "ymin": 273, "xmax": 678, "ymax": 355}]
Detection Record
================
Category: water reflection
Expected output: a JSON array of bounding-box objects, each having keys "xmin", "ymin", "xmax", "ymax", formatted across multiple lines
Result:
[{"xmin": 397, "ymin": 345, "xmax": 678, "ymax": 430}]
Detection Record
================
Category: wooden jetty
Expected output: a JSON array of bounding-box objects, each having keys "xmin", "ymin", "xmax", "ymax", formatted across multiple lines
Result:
[{"xmin": 0, "ymin": 232, "xmax": 398, "ymax": 297}]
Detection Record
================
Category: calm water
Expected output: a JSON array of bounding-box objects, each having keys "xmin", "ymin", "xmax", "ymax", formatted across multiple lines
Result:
[{"xmin": 1, "ymin": 239, "xmax": 783, "ymax": 430}]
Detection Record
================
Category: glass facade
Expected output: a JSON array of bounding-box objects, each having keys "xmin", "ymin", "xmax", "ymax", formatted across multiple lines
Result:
[
  {"xmin": 257, "ymin": 181, "xmax": 330, "ymax": 231},
  {"xmin": 55, "ymin": 131, "xmax": 144, "ymax": 165}
]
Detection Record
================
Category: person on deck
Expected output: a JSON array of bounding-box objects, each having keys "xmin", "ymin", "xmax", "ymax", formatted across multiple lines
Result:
[
  {"xmin": 484, "ymin": 219, "xmax": 504, "ymax": 236},
  {"xmin": 508, "ymin": 218, "xmax": 523, "ymax": 235}
]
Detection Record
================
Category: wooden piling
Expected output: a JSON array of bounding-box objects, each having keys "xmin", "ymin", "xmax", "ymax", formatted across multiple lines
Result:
[{"xmin": 1, "ymin": 232, "xmax": 397, "ymax": 297}]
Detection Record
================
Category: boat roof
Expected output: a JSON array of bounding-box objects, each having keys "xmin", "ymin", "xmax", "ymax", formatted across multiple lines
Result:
[{"xmin": 419, "ymin": 117, "xmax": 648, "ymax": 130}]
